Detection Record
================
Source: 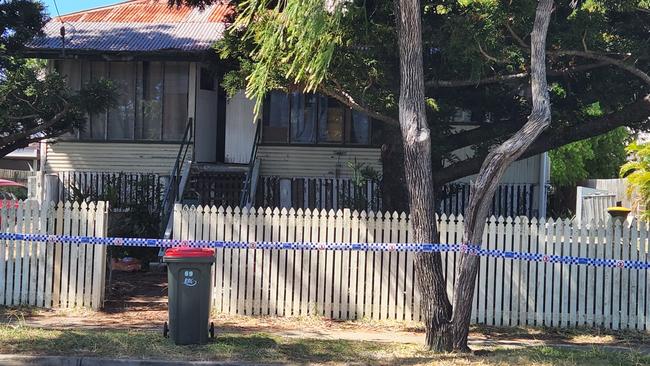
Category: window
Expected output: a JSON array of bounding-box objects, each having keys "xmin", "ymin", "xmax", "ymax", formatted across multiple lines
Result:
[
  {"xmin": 107, "ymin": 62, "xmax": 136, "ymax": 140},
  {"xmin": 88, "ymin": 62, "xmax": 108, "ymax": 140},
  {"xmin": 57, "ymin": 60, "xmax": 190, "ymax": 142},
  {"xmin": 262, "ymin": 92, "xmax": 290, "ymax": 143},
  {"xmin": 290, "ymin": 93, "xmax": 317, "ymax": 143},
  {"xmin": 200, "ymin": 67, "xmax": 216, "ymax": 91},
  {"xmin": 262, "ymin": 91, "xmax": 372, "ymax": 145},
  {"xmin": 162, "ymin": 62, "xmax": 189, "ymax": 141},
  {"xmin": 136, "ymin": 62, "xmax": 164, "ymax": 140}
]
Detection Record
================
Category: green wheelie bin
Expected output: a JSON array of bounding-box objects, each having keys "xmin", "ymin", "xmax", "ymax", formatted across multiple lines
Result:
[{"xmin": 163, "ymin": 247, "xmax": 215, "ymax": 345}]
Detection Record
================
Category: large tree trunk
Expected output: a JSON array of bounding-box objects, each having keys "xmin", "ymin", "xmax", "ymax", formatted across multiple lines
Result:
[
  {"xmin": 450, "ymin": 0, "xmax": 554, "ymax": 352},
  {"xmin": 396, "ymin": 0, "xmax": 452, "ymax": 351}
]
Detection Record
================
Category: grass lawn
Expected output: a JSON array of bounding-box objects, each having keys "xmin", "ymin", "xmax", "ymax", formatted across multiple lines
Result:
[{"xmin": 0, "ymin": 325, "xmax": 648, "ymax": 365}]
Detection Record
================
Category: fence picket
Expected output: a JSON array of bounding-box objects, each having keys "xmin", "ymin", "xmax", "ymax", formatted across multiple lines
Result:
[
  {"xmin": 578, "ymin": 221, "xmax": 588, "ymax": 327},
  {"xmin": 503, "ymin": 217, "xmax": 514, "ymax": 325},
  {"xmin": 333, "ymin": 210, "xmax": 343, "ymax": 319},
  {"xmin": 350, "ymin": 210, "xmax": 360, "ymax": 319},
  {"xmin": 604, "ymin": 220, "xmax": 614, "ymax": 328},
  {"xmin": 534, "ymin": 218, "xmax": 545, "ymax": 326},
  {"xmin": 628, "ymin": 220, "xmax": 638, "ymax": 329},
  {"xmin": 20, "ymin": 201, "xmax": 33, "ymax": 305},
  {"xmin": 612, "ymin": 220, "xmax": 622, "ymax": 330},
  {"xmin": 341, "ymin": 209, "xmax": 352, "ymax": 320},
  {"xmin": 638, "ymin": 221, "xmax": 647, "ymax": 331},
  {"xmin": 621, "ymin": 220, "xmax": 631, "ymax": 329}
]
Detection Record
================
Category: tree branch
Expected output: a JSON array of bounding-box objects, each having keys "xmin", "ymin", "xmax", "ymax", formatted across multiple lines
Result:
[
  {"xmin": 0, "ymin": 106, "xmax": 70, "ymax": 149},
  {"xmin": 506, "ymin": 21, "xmax": 650, "ymax": 86},
  {"xmin": 426, "ymin": 62, "xmax": 610, "ymax": 88},
  {"xmin": 434, "ymin": 93, "xmax": 650, "ymax": 185},
  {"xmin": 318, "ymin": 85, "xmax": 398, "ymax": 125}
]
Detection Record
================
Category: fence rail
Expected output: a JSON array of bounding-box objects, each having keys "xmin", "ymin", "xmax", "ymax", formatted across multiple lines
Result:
[
  {"xmin": 0, "ymin": 200, "xmax": 108, "ymax": 309},
  {"xmin": 175, "ymin": 205, "xmax": 649, "ymax": 331},
  {"xmin": 255, "ymin": 177, "xmax": 382, "ymax": 212},
  {"xmin": 439, "ymin": 183, "xmax": 536, "ymax": 217},
  {"xmin": 57, "ymin": 171, "xmax": 165, "ymax": 211}
]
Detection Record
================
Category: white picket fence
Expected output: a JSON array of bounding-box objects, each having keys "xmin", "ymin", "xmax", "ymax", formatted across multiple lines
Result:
[
  {"xmin": 0, "ymin": 201, "xmax": 109, "ymax": 309},
  {"xmin": 174, "ymin": 205, "xmax": 649, "ymax": 331}
]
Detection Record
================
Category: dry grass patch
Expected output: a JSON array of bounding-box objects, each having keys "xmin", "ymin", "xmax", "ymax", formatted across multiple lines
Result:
[{"xmin": 0, "ymin": 324, "xmax": 648, "ymax": 365}]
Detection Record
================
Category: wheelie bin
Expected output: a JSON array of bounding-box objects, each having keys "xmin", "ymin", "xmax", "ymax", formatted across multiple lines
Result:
[{"xmin": 163, "ymin": 247, "xmax": 215, "ymax": 345}]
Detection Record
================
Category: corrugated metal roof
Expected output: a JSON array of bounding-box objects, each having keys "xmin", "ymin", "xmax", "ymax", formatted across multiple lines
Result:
[
  {"xmin": 56, "ymin": 1, "xmax": 231, "ymax": 23},
  {"xmin": 28, "ymin": 1, "xmax": 233, "ymax": 53}
]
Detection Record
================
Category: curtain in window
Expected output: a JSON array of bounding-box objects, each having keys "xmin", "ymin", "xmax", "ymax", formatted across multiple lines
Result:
[
  {"xmin": 88, "ymin": 62, "xmax": 108, "ymax": 140},
  {"xmin": 348, "ymin": 110, "xmax": 370, "ymax": 144},
  {"xmin": 263, "ymin": 91, "xmax": 290, "ymax": 142},
  {"xmin": 318, "ymin": 96, "xmax": 344, "ymax": 143},
  {"xmin": 107, "ymin": 63, "xmax": 136, "ymax": 140},
  {"xmin": 290, "ymin": 92, "xmax": 317, "ymax": 143},
  {"xmin": 162, "ymin": 62, "xmax": 189, "ymax": 141},
  {"xmin": 136, "ymin": 62, "xmax": 163, "ymax": 140}
]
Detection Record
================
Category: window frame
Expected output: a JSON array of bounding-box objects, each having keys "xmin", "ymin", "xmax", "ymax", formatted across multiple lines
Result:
[
  {"xmin": 260, "ymin": 91, "xmax": 374, "ymax": 147},
  {"xmin": 59, "ymin": 60, "xmax": 190, "ymax": 144}
]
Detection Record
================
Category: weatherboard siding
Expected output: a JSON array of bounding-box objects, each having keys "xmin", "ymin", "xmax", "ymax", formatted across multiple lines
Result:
[
  {"xmin": 256, "ymin": 146, "xmax": 382, "ymax": 178},
  {"xmin": 44, "ymin": 142, "xmax": 184, "ymax": 174},
  {"xmin": 454, "ymin": 155, "xmax": 542, "ymax": 185}
]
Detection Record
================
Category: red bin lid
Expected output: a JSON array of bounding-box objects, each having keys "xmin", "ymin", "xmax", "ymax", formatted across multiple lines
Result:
[{"xmin": 164, "ymin": 247, "xmax": 215, "ymax": 258}]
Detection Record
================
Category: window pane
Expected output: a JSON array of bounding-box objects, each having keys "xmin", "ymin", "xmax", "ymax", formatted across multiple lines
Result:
[
  {"xmin": 162, "ymin": 62, "xmax": 189, "ymax": 141},
  {"xmin": 78, "ymin": 61, "xmax": 92, "ymax": 139},
  {"xmin": 290, "ymin": 92, "xmax": 317, "ymax": 143},
  {"xmin": 318, "ymin": 96, "xmax": 344, "ymax": 143},
  {"xmin": 107, "ymin": 63, "xmax": 136, "ymax": 140},
  {"xmin": 262, "ymin": 91, "xmax": 289, "ymax": 143},
  {"xmin": 56, "ymin": 60, "xmax": 82, "ymax": 140},
  {"xmin": 136, "ymin": 62, "xmax": 163, "ymax": 140},
  {"xmin": 348, "ymin": 110, "xmax": 370, "ymax": 144},
  {"xmin": 89, "ymin": 62, "xmax": 107, "ymax": 140}
]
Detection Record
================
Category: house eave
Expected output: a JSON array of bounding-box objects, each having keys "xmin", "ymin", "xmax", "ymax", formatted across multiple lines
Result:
[{"xmin": 21, "ymin": 48, "xmax": 219, "ymax": 62}]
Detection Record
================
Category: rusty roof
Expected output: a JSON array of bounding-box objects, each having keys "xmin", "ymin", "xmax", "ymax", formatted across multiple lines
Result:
[
  {"xmin": 56, "ymin": 0, "xmax": 232, "ymax": 24},
  {"xmin": 27, "ymin": 1, "xmax": 234, "ymax": 55}
]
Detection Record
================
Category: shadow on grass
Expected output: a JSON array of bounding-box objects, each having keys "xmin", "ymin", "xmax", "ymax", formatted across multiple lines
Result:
[{"xmin": 473, "ymin": 324, "xmax": 650, "ymax": 347}]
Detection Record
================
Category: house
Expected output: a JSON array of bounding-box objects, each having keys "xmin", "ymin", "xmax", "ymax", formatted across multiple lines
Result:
[{"xmin": 23, "ymin": 0, "xmax": 550, "ymax": 222}]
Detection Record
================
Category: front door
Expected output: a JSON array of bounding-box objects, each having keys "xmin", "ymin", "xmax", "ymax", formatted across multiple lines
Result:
[{"xmin": 194, "ymin": 66, "xmax": 219, "ymax": 163}]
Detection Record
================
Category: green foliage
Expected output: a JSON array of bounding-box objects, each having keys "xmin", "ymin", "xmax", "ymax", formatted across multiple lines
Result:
[
  {"xmin": 620, "ymin": 141, "xmax": 650, "ymax": 220},
  {"xmin": 0, "ymin": 0, "xmax": 46, "ymax": 68},
  {"xmin": 550, "ymin": 127, "xmax": 630, "ymax": 186},
  {"xmin": 340, "ymin": 159, "xmax": 382, "ymax": 211},
  {"xmin": 239, "ymin": 0, "xmax": 345, "ymax": 109},
  {"xmin": 70, "ymin": 176, "xmax": 161, "ymax": 238},
  {"xmin": 0, "ymin": 1, "xmax": 118, "ymax": 158}
]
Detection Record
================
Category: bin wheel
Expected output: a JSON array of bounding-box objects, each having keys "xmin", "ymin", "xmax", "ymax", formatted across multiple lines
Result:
[
  {"xmin": 163, "ymin": 322, "xmax": 169, "ymax": 338},
  {"xmin": 209, "ymin": 322, "xmax": 215, "ymax": 339}
]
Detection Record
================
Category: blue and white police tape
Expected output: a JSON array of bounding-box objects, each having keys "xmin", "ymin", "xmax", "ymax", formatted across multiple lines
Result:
[{"xmin": 0, "ymin": 232, "xmax": 648, "ymax": 270}]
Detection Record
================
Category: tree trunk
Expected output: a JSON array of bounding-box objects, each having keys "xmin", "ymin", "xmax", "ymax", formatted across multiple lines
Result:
[
  {"xmin": 396, "ymin": 0, "xmax": 452, "ymax": 351},
  {"xmin": 450, "ymin": 0, "xmax": 555, "ymax": 352}
]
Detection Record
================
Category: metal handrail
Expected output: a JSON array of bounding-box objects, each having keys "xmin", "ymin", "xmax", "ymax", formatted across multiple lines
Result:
[
  {"xmin": 160, "ymin": 118, "xmax": 193, "ymax": 237},
  {"xmin": 240, "ymin": 120, "xmax": 262, "ymax": 208}
]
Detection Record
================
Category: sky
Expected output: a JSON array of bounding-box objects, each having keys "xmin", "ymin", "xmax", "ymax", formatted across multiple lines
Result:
[{"xmin": 41, "ymin": 0, "xmax": 123, "ymax": 17}]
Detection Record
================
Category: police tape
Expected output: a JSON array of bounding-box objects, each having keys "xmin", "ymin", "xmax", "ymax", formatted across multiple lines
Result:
[{"xmin": 0, "ymin": 232, "xmax": 648, "ymax": 270}]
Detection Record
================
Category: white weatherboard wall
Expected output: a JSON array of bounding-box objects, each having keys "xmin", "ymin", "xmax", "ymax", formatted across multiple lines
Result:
[
  {"xmin": 225, "ymin": 91, "xmax": 257, "ymax": 164},
  {"xmin": 44, "ymin": 142, "xmax": 186, "ymax": 174},
  {"xmin": 256, "ymin": 146, "xmax": 382, "ymax": 178},
  {"xmin": 175, "ymin": 204, "xmax": 649, "ymax": 331},
  {"xmin": 0, "ymin": 201, "xmax": 109, "ymax": 310}
]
